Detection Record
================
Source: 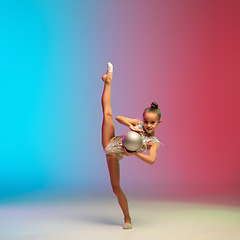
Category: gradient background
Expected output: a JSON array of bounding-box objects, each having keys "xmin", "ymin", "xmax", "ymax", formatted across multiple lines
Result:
[{"xmin": 0, "ymin": 0, "xmax": 240, "ymax": 200}]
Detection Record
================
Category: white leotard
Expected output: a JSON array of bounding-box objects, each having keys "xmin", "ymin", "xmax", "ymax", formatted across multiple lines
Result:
[{"xmin": 104, "ymin": 120, "xmax": 163, "ymax": 161}]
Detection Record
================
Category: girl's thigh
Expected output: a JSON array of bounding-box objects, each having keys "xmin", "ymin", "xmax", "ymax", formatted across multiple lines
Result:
[{"xmin": 102, "ymin": 115, "xmax": 115, "ymax": 149}]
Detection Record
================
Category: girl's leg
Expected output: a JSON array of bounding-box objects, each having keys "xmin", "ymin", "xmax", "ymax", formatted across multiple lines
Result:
[
  {"xmin": 101, "ymin": 63, "xmax": 115, "ymax": 149},
  {"xmin": 101, "ymin": 63, "xmax": 132, "ymax": 228},
  {"xmin": 106, "ymin": 155, "xmax": 132, "ymax": 226}
]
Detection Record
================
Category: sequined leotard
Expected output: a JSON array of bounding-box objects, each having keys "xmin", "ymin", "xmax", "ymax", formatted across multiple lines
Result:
[{"xmin": 105, "ymin": 120, "xmax": 163, "ymax": 161}]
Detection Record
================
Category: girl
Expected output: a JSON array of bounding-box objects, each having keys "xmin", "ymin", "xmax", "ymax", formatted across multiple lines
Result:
[{"xmin": 101, "ymin": 62, "xmax": 162, "ymax": 229}]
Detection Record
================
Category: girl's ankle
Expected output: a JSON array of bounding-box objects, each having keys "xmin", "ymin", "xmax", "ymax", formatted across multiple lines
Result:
[
  {"xmin": 102, "ymin": 73, "xmax": 112, "ymax": 83},
  {"xmin": 124, "ymin": 217, "xmax": 131, "ymax": 223}
]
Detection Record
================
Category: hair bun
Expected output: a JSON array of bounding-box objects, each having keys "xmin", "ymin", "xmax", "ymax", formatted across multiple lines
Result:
[{"xmin": 151, "ymin": 102, "xmax": 158, "ymax": 109}]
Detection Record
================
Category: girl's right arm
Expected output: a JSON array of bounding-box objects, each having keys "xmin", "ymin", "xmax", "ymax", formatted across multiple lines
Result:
[
  {"xmin": 115, "ymin": 116, "xmax": 143, "ymax": 132},
  {"xmin": 115, "ymin": 116, "xmax": 138, "ymax": 127}
]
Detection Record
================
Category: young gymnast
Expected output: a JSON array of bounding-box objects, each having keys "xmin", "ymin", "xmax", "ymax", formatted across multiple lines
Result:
[{"xmin": 101, "ymin": 62, "xmax": 162, "ymax": 229}]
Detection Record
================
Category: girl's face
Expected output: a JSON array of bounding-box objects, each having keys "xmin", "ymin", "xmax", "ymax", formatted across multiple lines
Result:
[{"xmin": 143, "ymin": 112, "xmax": 161, "ymax": 135}]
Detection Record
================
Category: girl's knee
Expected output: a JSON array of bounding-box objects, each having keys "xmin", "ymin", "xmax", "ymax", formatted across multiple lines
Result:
[
  {"xmin": 112, "ymin": 185, "xmax": 122, "ymax": 196},
  {"xmin": 104, "ymin": 109, "xmax": 112, "ymax": 118}
]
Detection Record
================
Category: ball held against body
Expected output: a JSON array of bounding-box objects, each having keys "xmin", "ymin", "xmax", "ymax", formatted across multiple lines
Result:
[{"xmin": 122, "ymin": 131, "xmax": 143, "ymax": 152}]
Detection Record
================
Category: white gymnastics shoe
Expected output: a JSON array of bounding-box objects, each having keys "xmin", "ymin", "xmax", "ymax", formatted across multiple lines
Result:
[
  {"xmin": 101, "ymin": 62, "xmax": 113, "ymax": 82},
  {"xmin": 107, "ymin": 62, "xmax": 113, "ymax": 73},
  {"xmin": 123, "ymin": 222, "xmax": 132, "ymax": 229}
]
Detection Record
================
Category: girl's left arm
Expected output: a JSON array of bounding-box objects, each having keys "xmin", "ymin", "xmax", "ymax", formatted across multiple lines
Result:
[{"xmin": 135, "ymin": 142, "xmax": 159, "ymax": 165}]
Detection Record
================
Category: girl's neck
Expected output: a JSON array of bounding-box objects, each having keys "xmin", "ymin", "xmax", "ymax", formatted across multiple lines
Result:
[{"xmin": 144, "ymin": 130, "xmax": 155, "ymax": 137}]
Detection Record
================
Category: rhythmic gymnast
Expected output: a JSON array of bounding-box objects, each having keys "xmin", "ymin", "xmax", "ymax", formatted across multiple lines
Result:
[{"xmin": 101, "ymin": 62, "xmax": 162, "ymax": 229}]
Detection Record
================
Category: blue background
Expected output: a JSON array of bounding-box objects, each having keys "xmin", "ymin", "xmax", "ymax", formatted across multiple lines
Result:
[
  {"xmin": 0, "ymin": 0, "xmax": 113, "ymax": 198},
  {"xmin": 1, "ymin": 0, "xmax": 240, "ymax": 200}
]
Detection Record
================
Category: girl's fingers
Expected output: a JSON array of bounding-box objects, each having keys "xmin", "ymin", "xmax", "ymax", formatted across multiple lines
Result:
[
  {"xmin": 121, "ymin": 146, "xmax": 135, "ymax": 156},
  {"xmin": 135, "ymin": 129, "xmax": 144, "ymax": 133}
]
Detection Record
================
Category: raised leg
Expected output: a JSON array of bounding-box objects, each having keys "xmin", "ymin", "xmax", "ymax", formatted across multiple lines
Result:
[
  {"xmin": 101, "ymin": 62, "xmax": 115, "ymax": 149},
  {"xmin": 106, "ymin": 155, "xmax": 132, "ymax": 227}
]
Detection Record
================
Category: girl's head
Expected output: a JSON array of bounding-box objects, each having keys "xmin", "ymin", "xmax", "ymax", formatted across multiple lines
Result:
[{"xmin": 142, "ymin": 102, "xmax": 161, "ymax": 135}]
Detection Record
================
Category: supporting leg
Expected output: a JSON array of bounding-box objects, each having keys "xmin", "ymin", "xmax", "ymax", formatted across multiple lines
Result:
[{"xmin": 106, "ymin": 155, "xmax": 132, "ymax": 228}]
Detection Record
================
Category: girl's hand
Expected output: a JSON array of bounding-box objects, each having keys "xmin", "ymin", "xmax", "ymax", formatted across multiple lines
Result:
[
  {"xmin": 121, "ymin": 145, "xmax": 136, "ymax": 156},
  {"xmin": 129, "ymin": 124, "xmax": 144, "ymax": 133}
]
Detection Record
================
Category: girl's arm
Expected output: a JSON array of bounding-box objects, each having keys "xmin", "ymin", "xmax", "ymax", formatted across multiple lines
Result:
[
  {"xmin": 116, "ymin": 116, "xmax": 144, "ymax": 132},
  {"xmin": 135, "ymin": 142, "xmax": 159, "ymax": 165},
  {"xmin": 122, "ymin": 142, "xmax": 159, "ymax": 165},
  {"xmin": 115, "ymin": 116, "xmax": 139, "ymax": 127}
]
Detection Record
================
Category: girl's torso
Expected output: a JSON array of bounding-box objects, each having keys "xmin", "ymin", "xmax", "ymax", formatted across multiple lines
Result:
[{"xmin": 105, "ymin": 120, "xmax": 162, "ymax": 161}]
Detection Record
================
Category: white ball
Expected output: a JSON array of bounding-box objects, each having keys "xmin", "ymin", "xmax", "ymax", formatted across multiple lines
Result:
[{"xmin": 122, "ymin": 131, "xmax": 143, "ymax": 152}]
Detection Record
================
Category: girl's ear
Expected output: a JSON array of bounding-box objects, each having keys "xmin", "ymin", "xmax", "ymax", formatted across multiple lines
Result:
[{"xmin": 158, "ymin": 119, "xmax": 161, "ymax": 125}]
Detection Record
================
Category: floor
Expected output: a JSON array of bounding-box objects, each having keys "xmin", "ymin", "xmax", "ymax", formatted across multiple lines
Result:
[{"xmin": 0, "ymin": 190, "xmax": 240, "ymax": 240}]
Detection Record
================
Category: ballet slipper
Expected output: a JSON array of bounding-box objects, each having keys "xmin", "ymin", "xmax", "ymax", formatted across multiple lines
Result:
[
  {"xmin": 123, "ymin": 222, "xmax": 132, "ymax": 229},
  {"xmin": 107, "ymin": 62, "xmax": 113, "ymax": 73},
  {"xmin": 102, "ymin": 62, "xmax": 113, "ymax": 82}
]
